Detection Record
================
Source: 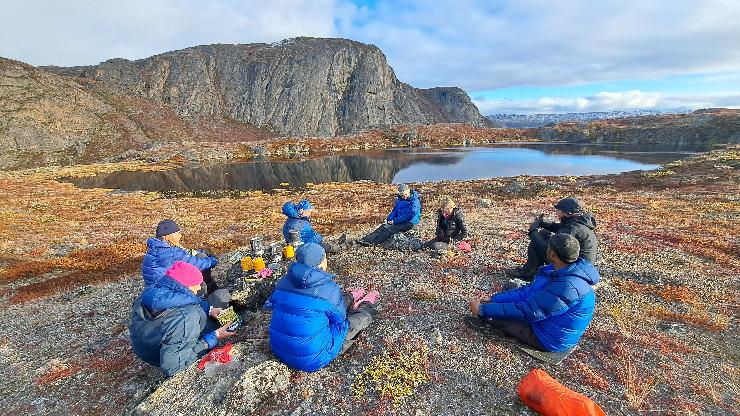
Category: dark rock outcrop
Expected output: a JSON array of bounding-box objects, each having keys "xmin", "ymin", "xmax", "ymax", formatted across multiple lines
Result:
[
  {"xmin": 45, "ymin": 38, "xmax": 491, "ymax": 136},
  {"xmin": 535, "ymin": 109, "xmax": 740, "ymax": 147}
]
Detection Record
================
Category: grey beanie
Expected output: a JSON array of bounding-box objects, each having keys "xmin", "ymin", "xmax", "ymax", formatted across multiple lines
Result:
[
  {"xmin": 554, "ymin": 197, "xmax": 584, "ymax": 214},
  {"xmin": 397, "ymin": 183, "xmax": 410, "ymax": 193},
  {"xmin": 548, "ymin": 233, "xmax": 580, "ymax": 263}
]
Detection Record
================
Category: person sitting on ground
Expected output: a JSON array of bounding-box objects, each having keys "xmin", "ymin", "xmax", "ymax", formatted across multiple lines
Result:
[
  {"xmin": 141, "ymin": 219, "xmax": 220, "ymax": 292},
  {"xmin": 421, "ymin": 197, "xmax": 468, "ymax": 251},
  {"xmin": 267, "ymin": 243, "xmax": 379, "ymax": 372},
  {"xmin": 468, "ymin": 233, "xmax": 600, "ymax": 352},
  {"xmin": 507, "ymin": 197, "xmax": 597, "ymax": 280},
  {"xmin": 129, "ymin": 261, "xmax": 235, "ymax": 377},
  {"xmin": 358, "ymin": 184, "xmax": 421, "ymax": 246},
  {"xmin": 282, "ymin": 199, "xmax": 342, "ymax": 253}
]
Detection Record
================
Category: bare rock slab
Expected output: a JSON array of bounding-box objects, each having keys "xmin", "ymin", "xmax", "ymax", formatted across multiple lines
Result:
[{"xmin": 129, "ymin": 350, "xmax": 290, "ymax": 416}]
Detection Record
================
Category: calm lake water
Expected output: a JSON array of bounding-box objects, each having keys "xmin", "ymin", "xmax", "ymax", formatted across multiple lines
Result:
[{"xmin": 65, "ymin": 142, "xmax": 701, "ymax": 192}]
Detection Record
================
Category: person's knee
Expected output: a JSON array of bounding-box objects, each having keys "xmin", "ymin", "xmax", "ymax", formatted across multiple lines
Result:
[{"xmin": 207, "ymin": 289, "xmax": 231, "ymax": 309}]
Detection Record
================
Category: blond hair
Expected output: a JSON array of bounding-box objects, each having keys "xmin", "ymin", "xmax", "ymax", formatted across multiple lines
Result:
[{"xmin": 441, "ymin": 197, "xmax": 456, "ymax": 210}]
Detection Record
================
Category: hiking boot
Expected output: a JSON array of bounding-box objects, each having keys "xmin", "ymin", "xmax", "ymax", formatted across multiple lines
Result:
[
  {"xmin": 356, "ymin": 239, "xmax": 371, "ymax": 247},
  {"xmin": 505, "ymin": 266, "xmax": 536, "ymax": 281},
  {"xmin": 337, "ymin": 233, "xmax": 347, "ymax": 245}
]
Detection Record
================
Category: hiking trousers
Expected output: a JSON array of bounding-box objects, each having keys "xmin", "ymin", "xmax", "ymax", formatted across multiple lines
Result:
[
  {"xmin": 484, "ymin": 317, "xmax": 546, "ymax": 351},
  {"xmin": 362, "ymin": 223, "xmax": 414, "ymax": 245},
  {"xmin": 526, "ymin": 229, "xmax": 552, "ymax": 269},
  {"xmin": 340, "ymin": 292, "xmax": 377, "ymax": 353}
]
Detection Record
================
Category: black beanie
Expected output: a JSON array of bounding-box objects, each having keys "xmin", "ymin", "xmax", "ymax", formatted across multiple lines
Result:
[
  {"xmin": 548, "ymin": 233, "xmax": 580, "ymax": 263},
  {"xmin": 156, "ymin": 219, "xmax": 180, "ymax": 238}
]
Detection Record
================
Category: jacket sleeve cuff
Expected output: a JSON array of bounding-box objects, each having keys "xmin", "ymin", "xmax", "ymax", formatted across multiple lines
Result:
[
  {"xmin": 203, "ymin": 331, "xmax": 218, "ymax": 349},
  {"xmin": 478, "ymin": 302, "xmax": 493, "ymax": 318}
]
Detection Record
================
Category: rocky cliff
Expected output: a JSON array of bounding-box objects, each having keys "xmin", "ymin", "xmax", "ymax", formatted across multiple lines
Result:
[
  {"xmin": 44, "ymin": 38, "xmax": 491, "ymax": 136},
  {"xmin": 0, "ymin": 58, "xmax": 150, "ymax": 168},
  {"xmin": 536, "ymin": 109, "xmax": 740, "ymax": 147}
]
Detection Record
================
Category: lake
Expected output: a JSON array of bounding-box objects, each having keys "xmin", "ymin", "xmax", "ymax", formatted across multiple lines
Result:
[{"xmin": 64, "ymin": 142, "xmax": 701, "ymax": 193}]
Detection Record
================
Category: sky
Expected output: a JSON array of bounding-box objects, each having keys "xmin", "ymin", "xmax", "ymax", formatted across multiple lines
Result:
[{"xmin": 1, "ymin": 0, "xmax": 738, "ymax": 114}]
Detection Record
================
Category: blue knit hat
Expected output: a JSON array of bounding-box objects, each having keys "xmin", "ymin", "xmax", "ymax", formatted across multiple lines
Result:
[
  {"xmin": 297, "ymin": 199, "xmax": 314, "ymax": 211},
  {"xmin": 295, "ymin": 243, "xmax": 325, "ymax": 268},
  {"xmin": 155, "ymin": 219, "xmax": 180, "ymax": 238}
]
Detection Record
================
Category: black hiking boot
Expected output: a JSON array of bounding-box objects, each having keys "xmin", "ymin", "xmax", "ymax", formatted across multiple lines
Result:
[
  {"xmin": 504, "ymin": 266, "xmax": 537, "ymax": 281},
  {"xmin": 337, "ymin": 233, "xmax": 347, "ymax": 245},
  {"xmin": 356, "ymin": 239, "xmax": 371, "ymax": 247}
]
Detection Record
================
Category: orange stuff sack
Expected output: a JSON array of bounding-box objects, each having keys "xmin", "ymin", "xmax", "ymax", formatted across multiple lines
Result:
[{"xmin": 518, "ymin": 368, "xmax": 606, "ymax": 416}]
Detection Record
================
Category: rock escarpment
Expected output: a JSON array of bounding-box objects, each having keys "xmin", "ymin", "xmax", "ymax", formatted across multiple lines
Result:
[
  {"xmin": 536, "ymin": 109, "xmax": 740, "ymax": 148},
  {"xmin": 45, "ymin": 38, "xmax": 491, "ymax": 136}
]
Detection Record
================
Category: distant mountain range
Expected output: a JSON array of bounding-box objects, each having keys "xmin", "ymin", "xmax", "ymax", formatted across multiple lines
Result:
[{"xmin": 487, "ymin": 110, "xmax": 672, "ymax": 128}]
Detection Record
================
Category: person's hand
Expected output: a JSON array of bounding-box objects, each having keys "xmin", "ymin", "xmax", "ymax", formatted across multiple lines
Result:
[
  {"xmin": 528, "ymin": 217, "xmax": 542, "ymax": 232},
  {"xmin": 209, "ymin": 307, "xmax": 223, "ymax": 319},
  {"xmin": 468, "ymin": 298, "xmax": 481, "ymax": 317},
  {"xmin": 195, "ymin": 251, "xmax": 208, "ymax": 259},
  {"xmin": 215, "ymin": 322, "xmax": 237, "ymax": 339}
]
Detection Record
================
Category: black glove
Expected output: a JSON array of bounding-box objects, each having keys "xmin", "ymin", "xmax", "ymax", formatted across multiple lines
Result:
[{"xmin": 528, "ymin": 217, "xmax": 542, "ymax": 233}]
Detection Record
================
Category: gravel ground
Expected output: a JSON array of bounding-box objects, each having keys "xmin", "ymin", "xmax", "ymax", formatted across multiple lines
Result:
[{"xmin": 0, "ymin": 147, "xmax": 738, "ymax": 415}]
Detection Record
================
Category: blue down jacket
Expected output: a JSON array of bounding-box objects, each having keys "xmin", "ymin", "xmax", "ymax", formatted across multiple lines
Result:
[
  {"xmin": 282, "ymin": 202, "xmax": 323, "ymax": 244},
  {"xmin": 479, "ymin": 258, "xmax": 600, "ymax": 352},
  {"xmin": 268, "ymin": 262, "xmax": 349, "ymax": 372},
  {"xmin": 141, "ymin": 238, "xmax": 218, "ymax": 286},
  {"xmin": 129, "ymin": 275, "xmax": 217, "ymax": 377},
  {"xmin": 387, "ymin": 190, "xmax": 422, "ymax": 225}
]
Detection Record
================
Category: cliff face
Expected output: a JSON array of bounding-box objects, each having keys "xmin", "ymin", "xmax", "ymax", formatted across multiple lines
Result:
[
  {"xmin": 536, "ymin": 109, "xmax": 740, "ymax": 147},
  {"xmin": 45, "ymin": 38, "xmax": 490, "ymax": 136},
  {"xmin": 0, "ymin": 58, "xmax": 151, "ymax": 168}
]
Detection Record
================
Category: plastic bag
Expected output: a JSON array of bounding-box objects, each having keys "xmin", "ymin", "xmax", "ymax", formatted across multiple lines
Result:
[
  {"xmin": 518, "ymin": 368, "xmax": 606, "ymax": 416},
  {"xmin": 457, "ymin": 241, "xmax": 472, "ymax": 252}
]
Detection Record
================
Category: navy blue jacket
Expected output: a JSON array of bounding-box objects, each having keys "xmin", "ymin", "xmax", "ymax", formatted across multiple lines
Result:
[
  {"xmin": 268, "ymin": 262, "xmax": 348, "ymax": 372},
  {"xmin": 282, "ymin": 202, "xmax": 323, "ymax": 244},
  {"xmin": 129, "ymin": 276, "xmax": 217, "ymax": 377},
  {"xmin": 479, "ymin": 258, "xmax": 600, "ymax": 352},
  {"xmin": 387, "ymin": 190, "xmax": 422, "ymax": 225},
  {"xmin": 141, "ymin": 238, "xmax": 218, "ymax": 286},
  {"xmin": 540, "ymin": 213, "xmax": 598, "ymax": 263}
]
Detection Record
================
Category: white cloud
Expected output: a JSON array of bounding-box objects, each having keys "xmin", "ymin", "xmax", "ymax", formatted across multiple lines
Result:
[
  {"xmin": 473, "ymin": 90, "xmax": 740, "ymax": 114},
  {"xmin": 1, "ymin": 0, "xmax": 739, "ymax": 112},
  {"xmin": 0, "ymin": 0, "xmax": 338, "ymax": 66}
]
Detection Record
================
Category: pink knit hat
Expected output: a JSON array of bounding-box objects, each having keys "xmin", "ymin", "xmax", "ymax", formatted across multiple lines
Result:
[{"xmin": 165, "ymin": 261, "xmax": 204, "ymax": 287}]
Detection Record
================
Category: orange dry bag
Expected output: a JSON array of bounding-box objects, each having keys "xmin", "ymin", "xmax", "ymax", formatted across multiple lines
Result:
[{"xmin": 518, "ymin": 368, "xmax": 606, "ymax": 416}]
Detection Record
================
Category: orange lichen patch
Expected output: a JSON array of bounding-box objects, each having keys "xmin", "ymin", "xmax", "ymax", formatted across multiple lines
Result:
[
  {"xmin": 651, "ymin": 305, "xmax": 729, "ymax": 332},
  {"xmin": 612, "ymin": 280, "xmax": 702, "ymax": 306},
  {"xmin": 36, "ymin": 364, "xmax": 82, "ymax": 386},
  {"xmin": 566, "ymin": 360, "xmax": 610, "ymax": 391}
]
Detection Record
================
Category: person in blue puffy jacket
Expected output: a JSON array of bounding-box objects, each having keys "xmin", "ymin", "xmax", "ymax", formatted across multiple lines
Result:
[
  {"xmin": 141, "ymin": 219, "xmax": 219, "ymax": 290},
  {"xmin": 281, "ymin": 200, "xmax": 341, "ymax": 253},
  {"xmin": 358, "ymin": 184, "xmax": 421, "ymax": 246},
  {"xmin": 267, "ymin": 243, "xmax": 379, "ymax": 372},
  {"xmin": 129, "ymin": 261, "xmax": 235, "ymax": 377},
  {"xmin": 468, "ymin": 233, "xmax": 599, "ymax": 352}
]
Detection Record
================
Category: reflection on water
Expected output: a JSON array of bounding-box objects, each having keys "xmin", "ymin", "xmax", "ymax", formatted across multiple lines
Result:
[{"xmin": 64, "ymin": 143, "xmax": 701, "ymax": 192}]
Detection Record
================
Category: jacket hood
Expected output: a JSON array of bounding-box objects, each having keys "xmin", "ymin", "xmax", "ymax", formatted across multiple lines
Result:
[
  {"xmin": 282, "ymin": 202, "xmax": 303, "ymax": 219},
  {"xmin": 286, "ymin": 262, "xmax": 334, "ymax": 289},
  {"xmin": 141, "ymin": 275, "xmax": 200, "ymax": 310},
  {"xmin": 398, "ymin": 190, "xmax": 419, "ymax": 203},
  {"xmin": 549, "ymin": 258, "xmax": 600, "ymax": 285},
  {"xmin": 563, "ymin": 212, "xmax": 596, "ymax": 230}
]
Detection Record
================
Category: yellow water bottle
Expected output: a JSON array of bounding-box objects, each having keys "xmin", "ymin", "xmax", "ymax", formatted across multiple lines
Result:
[
  {"xmin": 252, "ymin": 257, "xmax": 266, "ymax": 272},
  {"xmin": 240, "ymin": 256, "xmax": 253, "ymax": 272},
  {"xmin": 283, "ymin": 244, "xmax": 295, "ymax": 260}
]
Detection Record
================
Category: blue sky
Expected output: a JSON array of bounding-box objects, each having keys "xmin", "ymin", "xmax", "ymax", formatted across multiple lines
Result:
[{"xmin": 1, "ymin": 0, "xmax": 738, "ymax": 114}]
